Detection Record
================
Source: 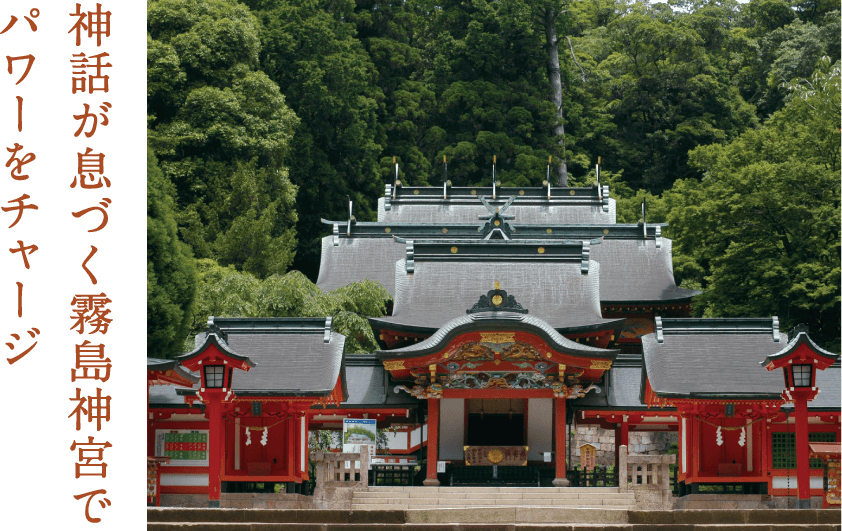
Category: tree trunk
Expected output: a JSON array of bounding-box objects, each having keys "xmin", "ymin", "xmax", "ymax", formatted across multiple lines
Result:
[{"xmin": 543, "ymin": 9, "xmax": 568, "ymax": 187}]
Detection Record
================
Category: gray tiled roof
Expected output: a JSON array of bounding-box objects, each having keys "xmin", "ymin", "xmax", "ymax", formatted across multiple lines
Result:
[
  {"xmin": 377, "ymin": 196, "xmax": 616, "ymax": 224},
  {"xmin": 224, "ymin": 332, "xmax": 346, "ymax": 396},
  {"xmin": 149, "ymin": 383, "xmax": 194, "ymax": 406},
  {"xmin": 592, "ymin": 238, "xmax": 700, "ymax": 302},
  {"xmin": 316, "ymin": 236, "xmax": 403, "ymax": 293},
  {"xmin": 374, "ymin": 258, "xmax": 618, "ymax": 332},
  {"xmin": 199, "ymin": 318, "xmax": 348, "ymax": 397},
  {"xmin": 642, "ymin": 323, "xmax": 788, "ymax": 399},
  {"xmin": 608, "ymin": 365, "xmax": 646, "ymax": 408},
  {"xmin": 783, "ymin": 366, "xmax": 840, "ymax": 409},
  {"xmin": 342, "ymin": 356, "xmax": 419, "ymax": 407}
]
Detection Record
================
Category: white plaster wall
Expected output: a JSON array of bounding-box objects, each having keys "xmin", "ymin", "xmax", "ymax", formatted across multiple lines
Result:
[
  {"xmin": 439, "ymin": 399, "xmax": 465, "ymax": 460},
  {"xmin": 527, "ymin": 398, "xmax": 553, "ymax": 461},
  {"xmin": 384, "ymin": 430, "xmax": 408, "ymax": 450}
]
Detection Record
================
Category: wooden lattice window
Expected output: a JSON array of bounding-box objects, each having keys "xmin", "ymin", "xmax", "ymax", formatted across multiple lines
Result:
[
  {"xmin": 772, "ymin": 433, "xmax": 795, "ymax": 469},
  {"xmin": 809, "ymin": 432, "xmax": 836, "ymax": 468},
  {"xmin": 772, "ymin": 432, "xmax": 836, "ymax": 469}
]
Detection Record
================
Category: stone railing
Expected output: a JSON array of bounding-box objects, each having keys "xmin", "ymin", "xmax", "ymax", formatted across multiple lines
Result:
[
  {"xmin": 618, "ymin": 444, "xmax": 676, "ymax": 509},
  {"xmin": 309, "ymin": 451, "xmax": 369, "ymax": 510}
]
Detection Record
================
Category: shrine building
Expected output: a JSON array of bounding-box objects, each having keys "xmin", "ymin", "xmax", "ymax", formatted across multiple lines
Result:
[{"xmin": 148, "ymin": 181, "xmax": 840, "ymax": 507}]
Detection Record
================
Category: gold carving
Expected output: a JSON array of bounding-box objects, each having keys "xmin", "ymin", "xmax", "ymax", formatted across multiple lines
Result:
[
  {"xmin": 471, "ymin": 190, "xmax": 476, "ymax": 195},
  {"xmin": 603, "ymin": 229, "xmax": 609, "ymax": 235},
  {"xmin": 590, "ymin": 360, "xmax": 612, "ymax": 370},
  {"xmin": 413, "ymin": 189, "xmax": 419, "ymax": 194},
  {"xmin": 491, "ymin": 294, "xmax": 503, "ymax": 305},
  {"xmin": 442, "ymin": 228, "xmax": 448, "ymax": 234},
  {"xmin": 384, "ymin": 227, "xmax": 391, "ymax": 233},
  {"xmin": 494, "ymin": 281, "xmax": 501, "ymax": 290},
  {"xmin": 537, "ymin": 247, "xmax": 545, "ymax": 254},
  {"xmin": 451, "ymin": 246, "xmax": 458, "ymax": 253},
  {"xmin": 487, "ymin": 449, "xmax": 505, "ymax": 464},
  {"xmin": 501, "ymin": 342, "xmax": 542, "ymax": 361},
  {"xmin": 494, "ymin": 219, "xmax": 500, "ymax": 226},
  {"xmin": 546, "ymin": 228, "xmax": 552, "ymax": 234},
  {"xmin": 569, "ymin": 190, "xmax": 576, "ymax": 195},
  {"xmin": 480, "ymin": 332, "xmax": 515, "ymax": 344},
  {"xmin": 451, "ymin": 342, "xmax": 494, "ymax": 361},
  {"xmin": 383, "ymin": 360, "xmax": 406, "ymax": 371}
]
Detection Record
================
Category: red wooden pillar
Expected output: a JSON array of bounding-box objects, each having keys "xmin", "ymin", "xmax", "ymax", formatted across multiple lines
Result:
[
  {"xmin": 207, "ymin": 398, "xmax": 223, "ymax": 507},
  {"xmin": 287, "ymin": 413, "xmax": 295, "ymax": 480},
  {"xmin": 424, "ymin": 398, "xmax": 441, "ymax": 486},
  {"xmin": 553, "ymin": 397, "xmax": 569, "ymax": 486},
  {"xmin": 794, "ymin": 397, "xmax": 811, "ymax": 508}
]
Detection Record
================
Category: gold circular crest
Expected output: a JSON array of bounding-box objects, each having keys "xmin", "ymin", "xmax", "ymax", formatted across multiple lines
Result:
[
  {"xmin": 442, "ymin": 228, "xmax": 448, "ymax": 234},
  {"xmin": 451, "ymin": 246, "xmax": 458, "ymax": 254},
  {"xmin": 471, "ymin": 190, "xmax": 476, "ymax": 195},
  {"xmin": 603, "ymin": 229, "xmax": 609, "ymax": 234},
  {"xmin": 519, "ymin": 190, "xmax": 525, "ymax": 195},
  {"xmin": 384, "ymin": 228, "xmax": 391, "ymax": 233},
  {"xmin": 546, "ymin": 228, "xmax": 552, "ymax": 234},
  {"xmin": 538, "ymin": 247, "xmax": 545, "ymax": 254},
  {"xmin": 487, "ymin": 449, "xmax": 505, "ymax": 464},
  {"xmin": 569, "ymin": 190, "xmax": 576, "ymax": 195},
  {"xmin": 491, "ymin": 295, "xmax": 503, "ymax": 306},
  {"xmin": 494, "ymin": 220, "xmax": 500, "ymax": 226},
  {"xmin": 413, "ymin": 189, "xmax": 420, "ymax": 195}
]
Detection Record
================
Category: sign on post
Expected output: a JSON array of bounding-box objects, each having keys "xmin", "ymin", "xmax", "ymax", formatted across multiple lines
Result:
[{"xmin": 343, "ymin": 418, "xmax": 377, "ymax": 469}]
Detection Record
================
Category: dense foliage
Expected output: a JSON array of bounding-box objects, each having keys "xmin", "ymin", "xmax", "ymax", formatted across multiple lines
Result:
[
  {"xmin": 147, "ymin": 148, "xmax": 198, "ymax": 358},
  {"xmin": 147, "ymin": 0, "xmax": 841, "ymax": 353}
]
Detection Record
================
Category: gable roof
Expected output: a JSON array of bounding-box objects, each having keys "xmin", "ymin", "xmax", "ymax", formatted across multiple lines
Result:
[
  {"xmin": 206, "ymin": 317, "xmax": 348, "ymax": 398},
  {"xmin": 370, "ymin": 240, "xmax": 620, "ymax": 333},
  {"xmin": 377, "ymin": 194, "xmax": 617, "ymax": 224},
  {"xmin": 642, "ymin": 318, "xmax": 787, "ymax": 400},
  {"xmin": 377, "ymin": 312, "xmax": 616, "ymax": 360}
]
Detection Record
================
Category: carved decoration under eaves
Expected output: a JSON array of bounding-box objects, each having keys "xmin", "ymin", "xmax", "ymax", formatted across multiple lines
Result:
[
  {"xmin": 501, "ymin": 342, "xmax": 542, "ymax": 361},
  {"xmin": 438, "ymin": 372, "xmax": 601, "ymax": 400},
  {"xmin": 443, "ymin": 372, "xmax": 555, "ymax": 390},
  {"xmin": 395, "ymin": 383, "xmax": 442, "ymax": 399},
  {"xmin": 448, "ymin": 342, "xmax": 494, "ymax": 361},
  {"xmin": 467, "ymin": 288, "xmax": 528, "ymax": 314}
]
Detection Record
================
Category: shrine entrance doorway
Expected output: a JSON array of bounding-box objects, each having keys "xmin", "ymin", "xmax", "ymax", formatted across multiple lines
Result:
[{"xmin": 466, "ymin": 399, "xmax": 525, "ymax": 446}]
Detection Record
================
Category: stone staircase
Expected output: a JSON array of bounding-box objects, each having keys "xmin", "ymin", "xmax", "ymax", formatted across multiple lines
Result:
[
  {"xmin": 351, "ymin": 486, "xmax": 637, "ymax": 511},
  {"xmin": 147, "ymin": 507, "xmax": 842, "ymax": 530}
]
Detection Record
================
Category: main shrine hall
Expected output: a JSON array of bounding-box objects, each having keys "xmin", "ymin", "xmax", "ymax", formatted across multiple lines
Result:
[{"xmin": 148, "ymin": 179, "xmax": 840, "ymax": 508}]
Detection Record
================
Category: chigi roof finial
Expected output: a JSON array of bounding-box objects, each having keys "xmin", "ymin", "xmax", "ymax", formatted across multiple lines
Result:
[{"xmin": 466, "ymin": 283, "xmax": 528, "ymax": 314}]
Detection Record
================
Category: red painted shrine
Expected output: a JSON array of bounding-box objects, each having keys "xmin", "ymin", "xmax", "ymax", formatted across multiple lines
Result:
[{"xmin": 148, "ymin": 182, "xmax": 840, "ymax": 506}]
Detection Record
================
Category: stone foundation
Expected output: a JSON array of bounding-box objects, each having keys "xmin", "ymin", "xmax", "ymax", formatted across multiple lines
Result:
[
  {"xmin": 158, "ymin": 494, "xmax": 207, "ymax": 508},
  {"xmin": 571, "ymin": 426, "xmax": 677, "ymax": 466},
  {"xmin": 221, "ymin": 492, "xmax": 315, "ymax": 509},
  {"xmin": 158, "ymin": 492, "xmax": 315, "ymax": 509}
]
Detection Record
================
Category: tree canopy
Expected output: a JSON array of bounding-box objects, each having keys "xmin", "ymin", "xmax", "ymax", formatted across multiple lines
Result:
[
  {"xmin": 147, "ymin": 147, "xmax": 198, "ymax": 358},
  {"xmin": 148, "ymin": 0, "xmax": 841, "ymax": 354}
]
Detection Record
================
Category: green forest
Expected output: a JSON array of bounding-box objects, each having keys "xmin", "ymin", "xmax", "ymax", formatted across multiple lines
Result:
[{"xmin": 147, "ymin": 0, "xmax": 841, "ymax": 357}]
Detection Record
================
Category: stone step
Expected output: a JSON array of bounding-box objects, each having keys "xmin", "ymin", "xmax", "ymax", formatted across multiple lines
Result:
[
  {"xmin": 354, "ymin": 490, "xmax": 635, "ymax": 500},
  {"xmin": 364, "ymin": 486, "xmax": 619, "ymax": 493},
  {"xmin": 146, "ymin": 508, "xmax": 842, "ymax": 527},
  {"xmin": 352, "ymin": 498, "xmax": 636, "ymax": 508},
  {"xmin": 148, "ymin": 525, "xmax": 841, "ymax": 531}
]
